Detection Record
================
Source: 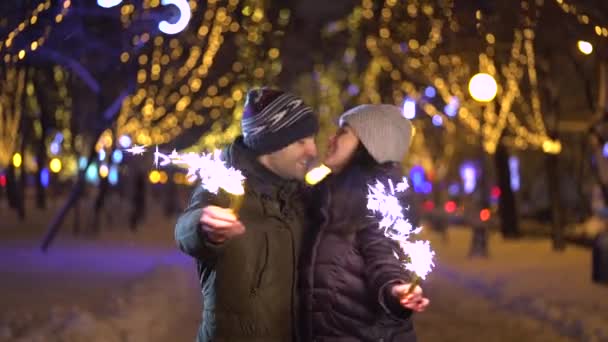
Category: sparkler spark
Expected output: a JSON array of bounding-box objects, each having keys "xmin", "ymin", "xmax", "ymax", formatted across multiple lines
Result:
[
  {"xmin": 367, "ymin": 176, "xmax": 435, "ymax": 283},
  {"xmin": 125, "ymin": 146, "xmax": 246, "ymax": 197},
  {"xmin": 125, "ymin": 144, "xmax": 146, "ymax": 155},
  {"xmin": 400, "ymin": 240, "xmax": 435, "ymax": 280}
]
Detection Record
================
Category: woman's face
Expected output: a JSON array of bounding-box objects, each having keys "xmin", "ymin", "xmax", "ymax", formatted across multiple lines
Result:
[{"xmin": 323, "ymin": 125, "xmax": 360, "ymax": 174}]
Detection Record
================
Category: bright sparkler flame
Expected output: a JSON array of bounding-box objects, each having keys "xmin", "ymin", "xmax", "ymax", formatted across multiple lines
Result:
[
  {"xmin": 305, "ymin": 163, "xmax": 332, "ymax": 185},
  {"xmin": 127, "ymin": 146, "xmax": 245, "ymax": 196},
  {"xmin": 400, "ymin": 240, "xmax": 435, "ymax": 280},
  {"xmin": 125, "ymin": 144, "xmax": 147, "ymax": 155},
  {"xmin": 367, "ymin": 176, "xmax": 435, "ymax": 280}
]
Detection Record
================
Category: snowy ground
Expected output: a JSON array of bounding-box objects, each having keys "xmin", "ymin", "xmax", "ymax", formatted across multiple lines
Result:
[
  {"xmin": 1, "ymin": 195, "xmax": 605, "ymax": 341},
  {"xmin": 419, "ymin": 226, "xmax": 608, "ymax": 342}
]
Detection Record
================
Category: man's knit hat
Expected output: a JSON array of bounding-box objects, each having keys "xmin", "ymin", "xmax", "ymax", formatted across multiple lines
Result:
[
  {"xmin": 338, "ymin": 104, "xmax": 413, "ymax": 163},
  {"xmin": 241, "ymin": 88, "xmax": 318, "ymax": 154}
]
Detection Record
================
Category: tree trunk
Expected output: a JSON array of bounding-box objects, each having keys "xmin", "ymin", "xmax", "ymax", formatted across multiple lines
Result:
[
  {"xmin": 6, "ymin": 165, "xmax": 20, "ymax": 211},
  {"xmin": 495, "ymin": 141, "xmax": 520, "ymax": 238},
  {"xmin": 35, "ymin": 130, "xmax": 47, "ymax": 210},
  {"xmin": 547, "ymin": 152, "xmax": 566, "ymax": 251},
  {"xmin": 40, "ymin": 89, "xmax": 130, "ymax": 251}
]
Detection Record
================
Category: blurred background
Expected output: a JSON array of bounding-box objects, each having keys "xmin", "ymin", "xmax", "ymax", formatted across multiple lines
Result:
[{"xmin": 1, "ymin": 0, "xmax": 608, "ymax": 341}]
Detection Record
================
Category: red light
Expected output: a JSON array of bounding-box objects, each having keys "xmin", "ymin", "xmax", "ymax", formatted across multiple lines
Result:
[
  {"xmin": 0, "ymin": 174, "xmax": 5, "ymax": 187},
  {"xmin": 480, "ymin": 208, "xmax": 491, "ymax": 222},
  {"xmin": 491, "ymin": 186, "xmax": 501, "ymax": 199},
  {"xmin": 444, "ymin": 201, "xmax": 457, "ymax": 213},
  {"xmin": 423, "ymin": 200, "xmax": 435, "ymax": 212}
]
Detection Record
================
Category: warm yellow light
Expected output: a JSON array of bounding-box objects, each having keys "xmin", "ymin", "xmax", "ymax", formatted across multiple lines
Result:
[
  {"xmin": 305, "ymin": 164, "xmax": 332, "ymax": 185},
  {"xmin": 12, "ymin": 153, "xmax": 22, "ymax": 168},
  {"xmin": 18, "ymin": 50, "xmax": 25, "ymax": 59},
  {"xmin": 468, "ymin": 73, "xmax": 497, "ymax": 102},
  {"xmin": 542, "ymin": 140, "xmax": 562, "ymax": 154},
  {"xmin": 49, "ymin": 158, "xmax": 62, "ymax": 173},
  {"xmin": 159, "ymin": 171, "xmax": 168, "ymax": 184},
  {"xmin": 99, "ymin": 164, "xmax": 109, "ymax": 178},
  {"xmin": 149, "ymin": 170, "xmax": 161, "ymax": 184},
  {"xmin": 577, "ymin": 40, "xmax": 593, "ymax": 55}
]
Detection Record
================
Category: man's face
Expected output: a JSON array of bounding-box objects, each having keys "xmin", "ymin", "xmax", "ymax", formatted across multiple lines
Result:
[{"xmin": 261, "ymin": 136, "xmax": 318, "ymax": 181}]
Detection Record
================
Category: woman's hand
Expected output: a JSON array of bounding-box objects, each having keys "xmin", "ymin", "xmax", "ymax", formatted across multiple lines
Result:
[{"xmin": 390, "ymin": 283, "xmax": 430, "ymax": 313}]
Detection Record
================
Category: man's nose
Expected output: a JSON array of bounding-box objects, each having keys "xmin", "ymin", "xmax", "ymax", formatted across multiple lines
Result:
[{"xmin": 306, "ymin": 140, "xmax": 317, "ymax": 158}]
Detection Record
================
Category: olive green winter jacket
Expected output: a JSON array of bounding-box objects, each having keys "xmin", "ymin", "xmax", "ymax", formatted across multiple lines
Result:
[{"xmin": 175, "ymin": 137, "xmax": 310, "ymax": 342}]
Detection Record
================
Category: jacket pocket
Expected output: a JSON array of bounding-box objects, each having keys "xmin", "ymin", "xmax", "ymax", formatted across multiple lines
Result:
[{"xmin": 250, "ymin": 232, "xmax": 269, "ymax": 296}]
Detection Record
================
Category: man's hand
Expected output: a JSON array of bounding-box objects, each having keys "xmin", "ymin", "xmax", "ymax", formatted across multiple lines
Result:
[
  {"xmin": 391, "ymin": 283, "xmax": 430, "ymax": 313},
  {"xmin": 200, "ymin": 205, "xmax": 245, "ymax": 243}
]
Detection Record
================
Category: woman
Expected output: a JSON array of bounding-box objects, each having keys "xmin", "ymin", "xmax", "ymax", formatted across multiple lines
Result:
[{"xmin": 300, "ymin": 104, "xmax": 430, "ymax": 342}]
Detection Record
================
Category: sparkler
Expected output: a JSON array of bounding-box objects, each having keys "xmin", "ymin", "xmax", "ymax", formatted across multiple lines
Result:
[
  {"xmin": 124, "ymin": 144, "xmax": 147, "ymax": 155},
  {"xmin": 305, "ymin": 163, "xmax": 332, "ymax": 185},
  {"xmin": 126, "ymin": 145, "xmax": 246, "ymax": 215},
  {"xmin": 367, "ymin": 176, "xmax": 435, "ymax": 295}
]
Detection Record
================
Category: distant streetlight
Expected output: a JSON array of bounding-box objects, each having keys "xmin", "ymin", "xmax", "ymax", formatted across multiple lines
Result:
[
  {"xmin": 97, "ymin": 0, "xmax": 122, "ymax": 8},
  {"xmin": 468, "ymin": 73, "xmax": 497, "ymax": 102},
  {"xmin": 577, "ymin": 40, "xmax": 593, "ymax": 55}
]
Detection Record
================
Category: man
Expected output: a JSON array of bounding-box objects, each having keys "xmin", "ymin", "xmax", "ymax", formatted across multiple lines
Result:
[{"xmin": 175, "ymin": 87, "xmax": 318, "ymax": 342}]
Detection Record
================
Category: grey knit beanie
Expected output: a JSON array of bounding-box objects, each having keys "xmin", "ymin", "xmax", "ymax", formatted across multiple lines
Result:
[{"xmin": 338, "ymin": 104, "xmax": 413, "ymax": 163}]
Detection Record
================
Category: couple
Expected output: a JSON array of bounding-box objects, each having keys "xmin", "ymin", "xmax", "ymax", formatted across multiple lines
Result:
[{"xmin": 175, "ymin": 88, "xmax": 430, "ymax": 342}]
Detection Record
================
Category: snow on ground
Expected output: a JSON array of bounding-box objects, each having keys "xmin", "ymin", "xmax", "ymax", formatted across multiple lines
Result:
[
  {"xmin": 421, "ymin": 226, "xmax": 608, "ymax": 342},
  {"xmin": 1, "ymin": 195, "xmax": 606, "ymax": 341},
  {"xmin": 0, "ymin": 197, "xmax": 201, "ymax": 342}
]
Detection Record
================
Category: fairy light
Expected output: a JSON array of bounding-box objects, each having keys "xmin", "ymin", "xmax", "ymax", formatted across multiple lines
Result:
[
  {"xmin": 317, "ymin": 0, "xmax": 558, "ymax": 155},
  {"xmin": 116, "ymin": 0, "xmax": 288, "ymax": 151},
  {"xmin": 1, "ymin": 0, "xmax": 71, "ymax": 63},
  {"xmin": 553, "ymin": 0, "xmax": 608, "ymax": 38},
  {"xmin": 0, "ymin": 69, "xmax": 26, "ymax": 167}
]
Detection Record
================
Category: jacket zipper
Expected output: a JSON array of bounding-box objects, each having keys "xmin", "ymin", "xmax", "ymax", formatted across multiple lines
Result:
[{"xmin": 251, "ymin": 232, "xmax": 269, "ymax": 296}]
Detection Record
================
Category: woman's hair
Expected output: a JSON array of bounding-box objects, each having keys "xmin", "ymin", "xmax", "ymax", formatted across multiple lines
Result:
[{"xmin": 325, "ymin": 143, "xmax": 404, "ymax": 232}]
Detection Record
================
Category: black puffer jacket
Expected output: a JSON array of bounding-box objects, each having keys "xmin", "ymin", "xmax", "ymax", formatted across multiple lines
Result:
[{"xmin": 300, "ymin": 174, "xmax": 417, "ymax": 342}]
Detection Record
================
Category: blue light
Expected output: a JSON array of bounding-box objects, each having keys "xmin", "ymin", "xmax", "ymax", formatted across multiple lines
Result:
[
  {"xmin": 109, "ymin": 165, "xmax": 119, "ymax": 185},
  {"xmin": 444, "ymin": 96, "xmax": 459, "ymax": 117},
  {"xmin": 86, "ymin": 163, "xmax": 99, "ymax": 184},
  {"xmin": 98, "ymin": 149, "xmax": 106, "ymax": 161},
  {"xmin": 347, "ymin": 84, "xmax": 360, "ymax": 96},
  {"xmin": 421, "ymin": 182, "xmax": 433, "ymax": 194},
  {"xmin": 112, "ymin": 150, "xmax": 124, "ymax": 164},
  {"xmin": 603, "ymin": 143, "xmax": 608, "ymax": 158},
  {"xmin": 97, "ymin": 0, "xmax": 122, "ymax": 8},
  {"xmin": 50, "ymin": 141, "xmax": 60, "ymax": 155},
  {"xmin": 448, "ymin": 183, "xmax": 460, "ymax": 196},
  {"xmin": 78, "ymin": 156, "xmax": 88, "ymax": 170},
  {"xmin": 40, "ymin": 168, "xmax": 50, "ymax": 188},
  {"xmin": 432, "ymin": 115, "xmax": 443, "ymax": 127},
  {"xmin": 402, "ymin": 98, "xmax": 416, "ymax": 119},
  {"xmin": 119, "ymin": 135, "xmax": 132, "ymax": 148},
  {"xmin": 424, "ymin": 86, "xmax": 436, "ymax": 98},
  {"xmin": 409, "ymin": 165, "xmax": 426, "ymax": 193},
  {"xmin": 54, "ymin": 132, "xmax": 64, "ymax": 142},
  {"xmin": 508, "ymin": 156, "xmax": 520, "ymax": 191},
  {"xmin": 459, "ymin": 162, "xmax": 477, "ymax": 194}
]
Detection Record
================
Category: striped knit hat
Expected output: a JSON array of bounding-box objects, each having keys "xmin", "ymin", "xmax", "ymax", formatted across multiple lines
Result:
[{"xmin": 241, "ymin": 88, "xmax": 318, "ymax": 154}]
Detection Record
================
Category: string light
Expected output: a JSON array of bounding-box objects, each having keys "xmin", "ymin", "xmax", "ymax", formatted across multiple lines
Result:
[
  {"xmin": 117, "ymin": 0, "xmax": 289, "ymax": 152},
  {"xmin": 553, "ymin": 0, "xmax": 608, "ymax": 38},
  {"xmin": 1, "ymin": 0, "xmax": 72, "ymax": 63},
  {"xmin": 309, "ymin": 0, "xmax": 559, "ymax": 156}
]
